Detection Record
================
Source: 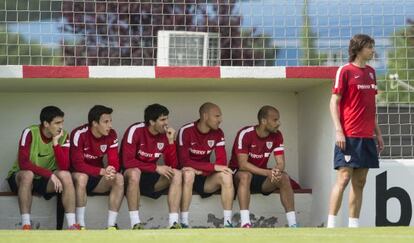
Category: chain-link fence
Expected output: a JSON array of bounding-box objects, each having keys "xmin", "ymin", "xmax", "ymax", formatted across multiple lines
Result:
[{"xmin": 1, "ymin": 0, "xmax": 413, "ymax": 158}]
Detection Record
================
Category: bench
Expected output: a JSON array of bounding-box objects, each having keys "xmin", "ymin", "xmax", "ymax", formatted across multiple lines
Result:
[{"xmin": 0, "ymin": 188, "xmax": 312, "ymax": 229}]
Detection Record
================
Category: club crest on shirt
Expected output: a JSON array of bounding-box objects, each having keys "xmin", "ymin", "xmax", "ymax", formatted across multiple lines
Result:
[
  {"xmin": 369, "ymin": 72, "xmax": 374, "ymax": 80},
  {"xmin": 100, "ymin": 145, "xmax": 107, "ymax": 152},
  {"xmin": 266, "ymin": 141, "xmax": 273, "ymax": 149},
  {"xmin": 157, "ymin": 142, "xmax": 164, "ymax": 150},
  {"xmin": 344, "ymin": 155, "xmax": 351, "ymax": 163},
  {"xmin": 207, "ymin": 140, "xmax": 215, "ymax": 148}
]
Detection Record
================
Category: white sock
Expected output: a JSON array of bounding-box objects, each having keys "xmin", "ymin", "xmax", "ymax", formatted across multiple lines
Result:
[
  {"xmin": 65, "ymin": 213, "xmax": 76, "ymax": 227},
  {"xmin": 129, "ymin": 210, "xmax": 140, "ymax": 228},
  {"xmin": 286, "ymin": 211, "xmax": 297, "ymax": 227},
  {"xmin": 169, "ymin": 213, "xmax": 179, "ymax": 227},
  {"xmin": 181, "ymin": 212, "xmax": 189, "ymax": 225},
  {"xmin": 223, "ymin": 210, "xmax": 232, "ymax": 226},
  {"xmin": 327, "ymin": 215, "xmax": 337, "ymax": 228},
  {"xmin": 240, "ymin": 210, "xmax": 250, "ymax": 226},
  {"xmin": 348, "ymin": 217, "xmax": 359, "ymax": 228},
  {"xmin": 107, "ymin": 210, "xmax": 118, "ymax": 227},
  {"xmin": 76, "ymin": 207, "xmax": 86, "ymax": 227},
  {"xmin": 21, "ymin": 214, "xmax": 31, "ymax": 225}
]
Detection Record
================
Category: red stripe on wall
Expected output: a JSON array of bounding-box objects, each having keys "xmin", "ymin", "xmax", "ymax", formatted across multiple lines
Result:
[
  {"xmin": 23, "ymin": 66, "xmax": 89, "ymax": 78},
  {"xmin": 155, "ymin": 66, "xmax": 220, "ymax": 78},
  {"xmin": 286, "ymin": 66, "xmax": 338, "ymax": 79}
]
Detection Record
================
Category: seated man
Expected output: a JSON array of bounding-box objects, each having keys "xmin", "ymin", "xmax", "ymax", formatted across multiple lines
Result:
[
  {"xmin": 70, "ymin": 105, "xmax": 124, "ymax": 230},
  {"xmin": 178, "ymin": 102, "xmax": 234, "ymax": 228},
  {"xmin": 229, "ymin": 105, "xmax": 298, "ymax": 228},
  {"xmin": 122, "ymin": 104, "xmax": 182, "ymax": 229},
  {"xmin": 7, "ymin": 106, "xmax": 78, "ymax": 230}
]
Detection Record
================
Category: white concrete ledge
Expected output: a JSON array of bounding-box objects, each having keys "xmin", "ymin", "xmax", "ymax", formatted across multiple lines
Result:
[{"xmin": 0, "ymin": 193, "xmax": 312, "ymax": 229}]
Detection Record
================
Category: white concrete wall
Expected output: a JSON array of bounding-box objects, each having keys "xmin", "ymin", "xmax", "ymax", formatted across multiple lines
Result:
[
  {"xmin": 298, "ymin": 82, "xmax": 334, "ymax": 227},
  {"xmin": 1, "ymin": 196, "xmax": 57, "ymax": 229},
  {"xmin": 0, "ymin": 193, "xmax": 312, "ymax": 229},
  {"xmin": 0, "ymin": 91, "xmax": 299, "ymax": 190},
  {"xmin": 0, "ymin": 90, "xmax": 311, "ymax": 229}
]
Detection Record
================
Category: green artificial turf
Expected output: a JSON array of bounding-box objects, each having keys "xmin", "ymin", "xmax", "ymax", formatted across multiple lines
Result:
[{"xmin": 1, "ymin": 227, "xmax": 413, "ymax": 243}]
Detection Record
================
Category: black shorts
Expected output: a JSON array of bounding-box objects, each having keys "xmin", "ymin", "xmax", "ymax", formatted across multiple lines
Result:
[
  {"xmin": 233, "ymin": 170, "xmax": 273, "ymax": 196},
  {"xmin": 140, "ymin": 172, "xmax": 168, "ymax": 199},
  {"xmin": 194, "ymin": 175, "xmax": 221, "ymax": 198},
  {"xmin": 86, "ymin": 176, "xmax": 103, "ymax": 195},
  {"xmin": 334, "ymin": 137, "xmax": 379, "ymax": 170},
  {"xmin": 7, "ymin": 173, "xmax": 55, "ymax": 200},
  {"xmin": 251, "ymin": 174, "xmax": 274, "ymax": 196}
]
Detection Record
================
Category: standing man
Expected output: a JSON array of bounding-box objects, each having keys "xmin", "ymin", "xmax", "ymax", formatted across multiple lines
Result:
[
  {"xmin": 122, "ymin": 104, "xmax": 182, "ymax": 229},
  {"xmin": 178, "ymin": 102, "xmax": 234, "ymax": 228},
  {"xmin": 327, "ymin": 34, "xmax": 383, "ymax": 228},
  {"xmin": 229, "ymin": 105, "xmax": 297, "ymax": 228},
  {"xmin": 70, "ymin": 105, "xmax": 124, "ymax": 230},
  {"xmin": 7, "ymin": 106, "xmax": 78, "ymax": 230}
]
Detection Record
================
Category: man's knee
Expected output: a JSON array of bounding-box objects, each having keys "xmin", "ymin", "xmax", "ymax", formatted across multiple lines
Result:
[
  {"xmin": 114, "ymin": 173, "xmax": 125, "ymax": 188},
  {"xmin": 73, "ymin": 173, "xmax": 89, "ymax": 188},
  {"xmin": 352, "ymin": 176, "xmax": 367, "ymax": 189},
  {"xmin": 337, "ymin": 172, "xmax": 352, "ymax": 189},
  {"xmin": 236, "ymin": 171, "xmax": 252, "ymax": 186},
  {"xmin": 278, "ymin": 173, "xmax": 292, "ymax": 188},
  {"xmin": 17, "ymin": 170, "xmax": 35, "ymax": 186},
  {"xmin": 125, "ymin": 168, "xmax": 141, "ymax": 185},
  {"xmin": 172, "ymin": 169, "xmax": 182, "ymax": 185},
  {"xmin": 55, "ymin": 170, "xmax": 73, "ymax": 184},
  {"xmin": 219, "ymin": 172, "xmax": 233, "ymax": 187},
  {"xmin": 182, "ymin": 170, "xmax": 195, "ymax": 185}
]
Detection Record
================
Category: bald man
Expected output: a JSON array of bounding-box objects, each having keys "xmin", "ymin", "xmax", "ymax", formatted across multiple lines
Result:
[
  {"xmin": 177, "ymin": 102, "xmax": 234, "ymax": 228},
  {"xmin": 229, "ymin": 105, "xmax": 297, "ymax": 228}
]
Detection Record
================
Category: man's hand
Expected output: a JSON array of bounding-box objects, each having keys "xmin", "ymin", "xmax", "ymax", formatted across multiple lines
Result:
[
  {"xmin": 52, "ymin": 130, "xmax": 64, "ymax": 146},
  {"xmin": 104, "ymin": 165, "xmax": 116, "ymax": 180},
  {"xmin": 156, "ymin": 165, "xmax": 174, "ymax": 180},
  {"xmin": 165, "ymin": 127, "xmax": 176, "ymax": 144},
  {"xmin": 266, "ymin": 169, "xmax": 273, "ymax": 182},
  {"xmin": 182, "ymin": 167, "xmax": 203, "ymax": 175},
  {"xmin": 214, "ymin": 165, "xmax": 233, "ymax": 175},
  {"xmin": 377, "ymin": 135, "xmax": 384, "ymax": 154},
  {"xmin": 50, "ymin": 174, "xmax": 63, "ymax": 193},
  {"xmin": 335, "ymin": 130, "xmax": 346, "ymax": 151},
  {"xmin": 270, "ymin": 167, "xmax": 282, "ymax": 183}
]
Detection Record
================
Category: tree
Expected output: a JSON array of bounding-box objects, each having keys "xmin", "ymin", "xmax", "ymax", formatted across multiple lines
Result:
[
  {"xmin": 300, "ymin": 0, "xmax": 326, "ymax": 66},
  {"xmin": 378, "ymin": 19, "xmax": 414, "ymax": 103},
  {"xmin": 0, "ymin": 0, "xmax": 61, "ymax": 22},
  {"xmin": 0, "ymin": 24, "xmax": 61, "ymax": 65},
  {"xmin": 61, "ymin": 0, "xmax": 276, "ymax": 66},
  {"xmin": 0, "ymin": 0, "xmax": 62, "ymax": 65}
]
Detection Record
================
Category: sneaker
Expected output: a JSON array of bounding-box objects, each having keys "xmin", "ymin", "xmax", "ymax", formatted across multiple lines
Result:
[
  {"xmin": 180, "ymin": 223, "xmax": 189, "ymax": 229},
  {"xmin": 289, "ymin": 224, "xmax": 299, "ymax": 228},
  {"xmin": 22, "ymin": 224, "xmax": 32, "ymax": 230},
  {"xmin": 68, "ymin": 224, "xmax": 81, "ymax": 230},
  {"xmin": 107, "ymin": 224, "xmax": 119, "ymax": 230},
  {"xmin": 224, "ymin": 220, "xmax": 234, "ymax": 228},
  {"xmin": 132, "ymin": 223, "xmax": 144, "ymax": 230},
  {"xmin": 80, "ymin": 226, "xmax": 86, "ymax": 230},
  {"xmin": 169, "ymin": 222, "xmax": 182, "ymax": 229},
  {"xmin": 242, "ymin": 223, "xmax": 252, "ymax": 228}
]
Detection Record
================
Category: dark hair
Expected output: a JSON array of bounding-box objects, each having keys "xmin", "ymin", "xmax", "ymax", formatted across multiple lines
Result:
[
  {"xmin": 348, "ymin": 34, "xmax": 375, "ymax": 62},
  {"xmin": 257, "ymin": 105, "xmax": 278, "ymax": 124},
  {"xmin": 144, "ymin": 104, "xmax": 169, "ymax": 125},
  {"xmin": 88, "ymin": 105, "xmax": 113, "ymax": 126},
  {"xmin": 40, "ymin": 106, "xmax": 64, "ymax": 124}
]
